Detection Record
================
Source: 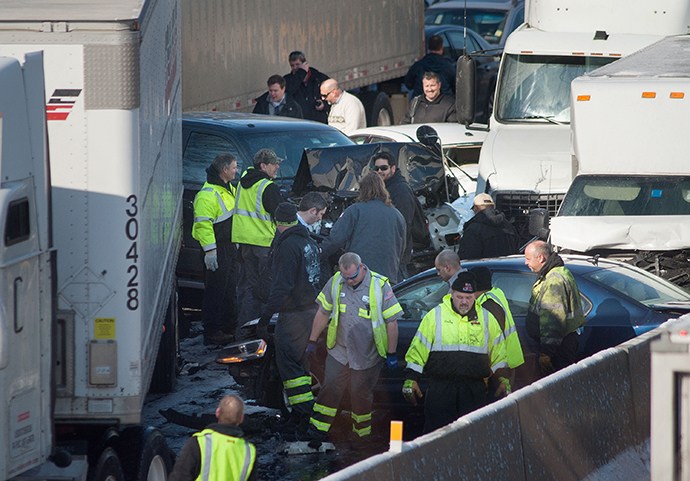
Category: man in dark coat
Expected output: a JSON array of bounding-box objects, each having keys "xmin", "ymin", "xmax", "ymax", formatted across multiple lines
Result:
[
  {"xmin": 371, "ymin": 151, "xmax": 429, "ymax": 279},
  {"xmin": 404, "ymin": 34, "xmax": 455, "ymax": 99},
  {"xmin": 256, "ymin": 203, "xmax": 321, "ymax": 429},
  {"xmin": 283, "ymin": 50, "xmax": 330, "ymax": 123},
  {"xmin": 457, "ymin": 193, "xmax": 519, "ymax": 260},
  {"xmin": 253, "ymin": 74, "xmax": 303, "ymax": 118},
  {"xmin": 400, "ymin": 71, "xmax": 457, "ymax": 124}
]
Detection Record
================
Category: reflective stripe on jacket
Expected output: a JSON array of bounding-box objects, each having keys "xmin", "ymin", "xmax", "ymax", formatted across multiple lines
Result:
[
  {"xmin": 478, "ymin": 287, "xmax": 525, "ymax": 369},
  {"xmin": 231, "ymin": 169, "xmax": 275, "ymax": 246},
  {"xmin": 194, "ymin": 429, "xmax": 255, "ymax": 481},
  {"xmin": 322, "ymin": 271, "xmax": 402, "ymax": 358},
  {"xmin": 192, "ymin": 182, "xmax": 236, "ymax": 251},
  {"xmin": 405, "ymin": 295, "xmax": 508, "ymax": 381},
  {"xmin": 527, "ymin": 265, "xmax": 586, "ymax": 348}
]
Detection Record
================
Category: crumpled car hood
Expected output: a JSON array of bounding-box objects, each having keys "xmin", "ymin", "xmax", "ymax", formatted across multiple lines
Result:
[
  {"xmin": 292, "ymin": 143, "xmax": 446, "ymax": 195},
  {"xmin": 551, "ymin": 215, "xmax": 690, "ymax": 251}
]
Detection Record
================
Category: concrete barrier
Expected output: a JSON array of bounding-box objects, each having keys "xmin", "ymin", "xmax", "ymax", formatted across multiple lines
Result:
[
  {"xmin": 323, "ymin": 326, "xmax": 665, "ymax": 481},
  {"xmin": 515, "ymin": 348, "xmax": 636, "ymax": 481},
  {"xmin": 325, "ymin": 397, "xmax": 525, "ymax": 481}
]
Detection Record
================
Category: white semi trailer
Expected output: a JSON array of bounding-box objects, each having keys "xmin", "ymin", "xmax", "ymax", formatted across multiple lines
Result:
[{"xmin": 0, "ymin": 0, "xmax": 183, "ymax": 479}]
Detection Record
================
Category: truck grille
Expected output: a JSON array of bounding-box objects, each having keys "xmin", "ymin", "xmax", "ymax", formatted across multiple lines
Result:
[{"xmin": 495, "ymin": 191, "xmax": 565, "ymax": 238}]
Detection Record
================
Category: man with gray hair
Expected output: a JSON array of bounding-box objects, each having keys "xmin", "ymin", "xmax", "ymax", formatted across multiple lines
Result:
[
  {"xmin": 304, "ymin": 252, "xmax": 402, "ymax": 448},
  {"xmin": 169, "ymin": 395, "xmax": 257, "ymax": 481},
  {"xmin": 232, "ymin": 149, "xmax": 283, "ymax": 331},
  {"xmin": 193, "ymin": 153, "xmax": 239, "ymax": 345}
]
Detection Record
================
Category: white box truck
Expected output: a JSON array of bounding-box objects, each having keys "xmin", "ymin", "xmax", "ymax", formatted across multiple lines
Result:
[
  {"xmin": 463, "ymin": 0, "xmax": 690, "ymax": 240},
  {"xmin": 0, "ymin": 0, "xmax": 183, "ymax": 478},
  {"xmin": 550, "ymin": 35, "xmax": 690, "ymax": 289}
]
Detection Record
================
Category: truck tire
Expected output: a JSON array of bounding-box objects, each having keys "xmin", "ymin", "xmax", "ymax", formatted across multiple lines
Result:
[
  {"xmin": 119, "ymin": 427, "xmax": 173, "ymax": 481},
  {"xmin": 359, "ymin": 91, "xmax": 394, "ymax": 126},
  {"xmin": 150, "ymin": 286, "xmax": 179, "ymax": 393},
  {"xmin": 91, "ymin": 448, "xmax": 125, "ymax": 481}
]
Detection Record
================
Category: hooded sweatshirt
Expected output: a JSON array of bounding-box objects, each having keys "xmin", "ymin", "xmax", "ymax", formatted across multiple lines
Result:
[{"xmin": 457, "ymin": 207, "xmax": 519, "ymax": 260}]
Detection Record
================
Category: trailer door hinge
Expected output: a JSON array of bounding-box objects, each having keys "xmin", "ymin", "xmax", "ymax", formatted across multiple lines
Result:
[{"xmin": 41, "ymin": 22, "xmax": 69, "ymax": 33}]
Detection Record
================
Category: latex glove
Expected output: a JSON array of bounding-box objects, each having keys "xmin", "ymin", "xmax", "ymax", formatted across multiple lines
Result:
[
  {"xmin": 539, "ymin": 353, "xmax": 555, "ymax": 375},
  {"xmin": 386, "ymin": 353, "xmax": 398, "ymax": 371},
  {"xmin": 306, "ymin": 340, "xmax": 317, "ymax": 358},
  {"xmin": 204, "ymin": 249, "xmax": 218, "ymax": 271},
  {"xmin": 402, "ymin": 379, "xmax": 423, "ymax": 406}
]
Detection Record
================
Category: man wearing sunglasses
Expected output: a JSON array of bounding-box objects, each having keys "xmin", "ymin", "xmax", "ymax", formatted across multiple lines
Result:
[
  {"xmin": 371, "ymin": 151, "xmax": 430, "ymax": 278},
  {"xmin": 303, "ymin": 252, "xmax": 402, "ymax": 449},
  {"xmin": 319, "ymin": 78, "xmax": 365, "ymax": 134}
]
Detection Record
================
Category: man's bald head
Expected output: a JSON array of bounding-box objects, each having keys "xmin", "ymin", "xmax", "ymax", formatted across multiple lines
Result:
[
  {"xmin": 524, "ymin": 240, "xmax": 552, "ymax": 273},
  {"xmin": 215, "ymin": 395, "xmax": 245, "ymax": 425},
  {"xmin": 435, "ymin": 249, "xmax": 462, "ymax": 282},
  {"xmin": 320, "ymin": 79, "xmax": 341, "ymax": 105}
]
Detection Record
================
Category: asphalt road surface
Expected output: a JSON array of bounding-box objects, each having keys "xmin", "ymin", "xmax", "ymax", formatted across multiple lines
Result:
[{"xmin": 142, "ymin": 305, "xmax": 424, "ymax": 480}]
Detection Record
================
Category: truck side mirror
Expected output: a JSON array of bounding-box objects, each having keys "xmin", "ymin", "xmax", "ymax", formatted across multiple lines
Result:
[
  {"xmin": 456, "ymin": 55, "xmax": 476, "ymax": 126},
  {"xmin": 528, "ymin": 208, "xmax": 550, "ymax": 239}
]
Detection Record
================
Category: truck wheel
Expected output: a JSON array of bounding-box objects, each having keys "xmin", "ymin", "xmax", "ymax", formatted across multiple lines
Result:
[
  {"xmin": 91, "ymin": 448, "xmax": 125, "ymax": 481},
  {"xmin": 150, "ymin": 286, "xmax": 179, "ymax": 393},
  {"xmin": 119, "ymin": 427, "xmax": 173, "ymax": 481},
  {"xmin": 359, "ymin": 91, "xmax": 394, "ymax": 126}
]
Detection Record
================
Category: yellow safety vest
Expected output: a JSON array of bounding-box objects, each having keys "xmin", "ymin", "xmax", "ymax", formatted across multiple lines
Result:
[
  {"xmin": 192, "ymin": 182, "xmax": 235, "ymax": 250},
  {"xmin": 478, "ymin": 287, "xmax": 525, "ymax": 369},
  {"xmin": 322, "ymin": 271, "xmax": 402, "ymax": 358},
  {"xmin": 405, "ymin": 295, "xmax": 508, "ymax": 376},
  {"xmin": 194, "ymin": 429, "xmax": 255, "ymax": 481},
  {"xmin": 231, "ymin": 168, "xmax": 275, "ymax": 247}
]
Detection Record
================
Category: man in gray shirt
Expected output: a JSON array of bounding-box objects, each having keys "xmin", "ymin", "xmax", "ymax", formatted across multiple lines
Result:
[{"xmin": 304, "ymin": 252, "xmax": 402, "ymax": 448}]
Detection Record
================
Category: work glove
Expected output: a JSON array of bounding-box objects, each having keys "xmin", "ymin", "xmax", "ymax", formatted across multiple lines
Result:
[
  {"xmin": 538, "ymin": 353, "xmax": 556, "ymax": 375},
  {"xmin": 204, "ymin": 249, "xmax": 218, "ymax": 271},
  {"xmin": 402, "ymin": 379, "xmax": 423, "ymax": 406},
  {"xmin": 386, "ymin": 353, "xmax": 398, "ymax": 371},
  {"xmin": 306, "ymin": 340, "xmax": 318, "ymax": 358}
]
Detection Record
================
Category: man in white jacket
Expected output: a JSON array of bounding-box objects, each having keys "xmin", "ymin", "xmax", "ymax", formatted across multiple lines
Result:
[{"xmin": 320, "ymin": 78, "xmax": 366, "ymax": 134}]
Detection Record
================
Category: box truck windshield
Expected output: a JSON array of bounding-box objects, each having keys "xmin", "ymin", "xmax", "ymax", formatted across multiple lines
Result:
[
  {"xmin": 496, "ymin": 54, "xmax": 615, "ymax": 122},
  {"xmin": 558, "ymin": 175, "xmax": 690, "ymax": 217}
]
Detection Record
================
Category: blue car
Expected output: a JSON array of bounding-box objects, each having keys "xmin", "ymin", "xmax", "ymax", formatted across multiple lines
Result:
[
  {"xmin": 223, "ymin": 253, "xmax": 690, "ymax": 410},
  {"xmin": 392, "ymin": 254, "xmax": 690, "ymax": 391}
]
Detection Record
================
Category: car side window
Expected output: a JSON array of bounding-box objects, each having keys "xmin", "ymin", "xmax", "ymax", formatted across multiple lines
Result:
[
  {"xmin": 491, "ymin": 271, "xmax": 536, "ymax": 317},
  {"xmin": 183, "ymin": 132, "xmax": 243, "ymax": 185},
  {"xmin": 396, "ymin": 276, "xmax": 449, "ymax": 321},
  {"xmin": 447, "ymin": 30, "xmax": 480, "ymax": 54},
  {"xmin": 441, "ymin": 34, "xmax": 456, "ymax": 61}
]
